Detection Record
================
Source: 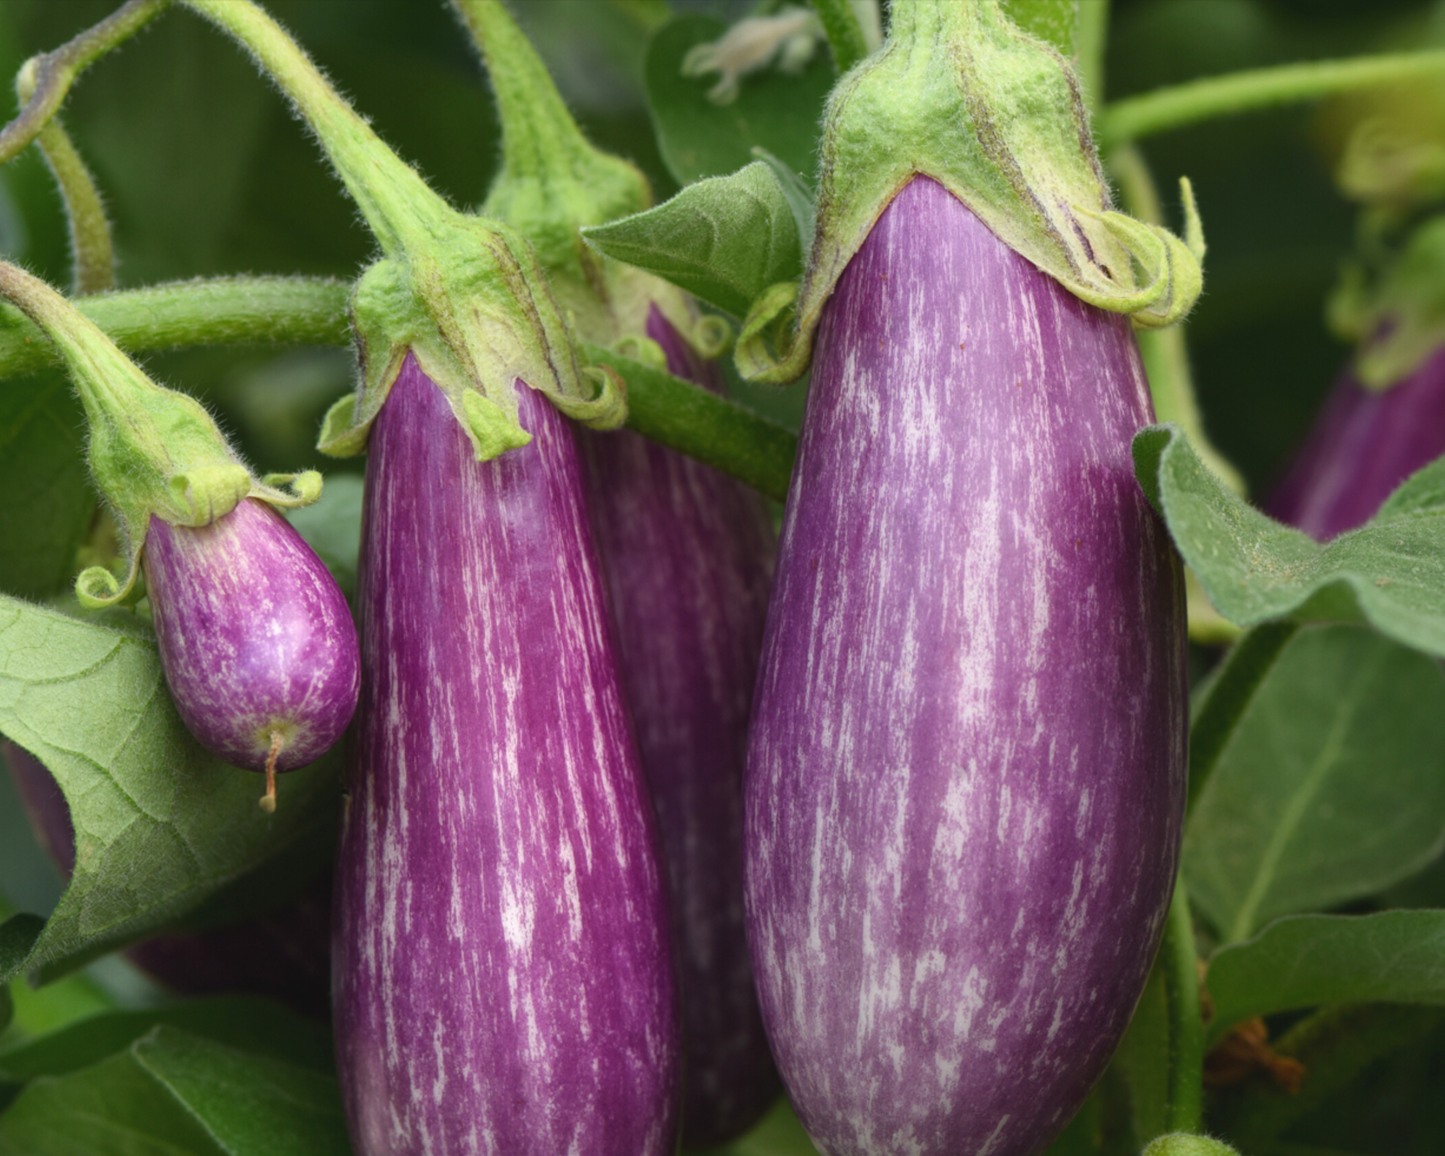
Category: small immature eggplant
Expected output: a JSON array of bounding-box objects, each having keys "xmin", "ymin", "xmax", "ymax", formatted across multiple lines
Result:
[
  {"xmin": 1267, "ymin": 347, "xmax": 1445, "ymax": 539},
  {"xmin": 142, "ymin": 497, "xmax": 360, "ymax": 808},
  {"xmin": 333, "ymin": 354, "xmax": 679, "ymax": 1156},
  {"xmin": 583, "ymin": 304, "xmax": 780, "ymax": 1148},
  {"xmin": 745, "ymin": 177, "xmax": 1188, "ymax": 1156}
]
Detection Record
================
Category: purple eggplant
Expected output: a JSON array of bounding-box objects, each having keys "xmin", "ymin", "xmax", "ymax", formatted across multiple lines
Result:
[
  {"xmin": 3, "ymin": 739, "xmax": 332, "ymax": 1017},
  {"xmin": 583, "ymin": 304, "xmax": 780, "ymax": 1148},
  {"xmin": 333, "ymin": 354, "xmax": 679, "ymax": 1156},
  {"xmin": 142, "ymin": 497, "xmax": 360, "ymax": 808},
  {"xmin": 744, "ymin": 177, "xmax": 1188, "ymax": 1156},
  {"xmin": 1266, "ymin": 345, "xmax": 1445, "ymax": 539}
]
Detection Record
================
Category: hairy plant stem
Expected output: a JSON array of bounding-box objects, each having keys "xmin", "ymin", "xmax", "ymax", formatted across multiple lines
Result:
[
  {"xmin": 1100, "ymin": 50, "xmax": 1445, "ymax": 148},
  {"xmin": 0, "ymin": 277, "xmax": 350, "ymax": 378},
  {"xmin": 177, "ymin": 0, "xmax": 448, "ymax": 259},
  {"xmin": 1108, "ymin": 143, "xmax": 1244, "ymax": 494},
  {"xmin": 811, "ymin": 0, "xmax": 870, "ymax": 74},
  {"xmin": 1074, "ymin": 0, "xmax": 1110, "ymax": 116},
  {"xmin": 0, "ymin": 0, "xmax": 170, "ymax": 166},
  {"xmin": 1162, "ymin": 881, "xmax": 1205, "ymax": 1134},
  {"xmin": 14, "ymin": 65, "xmax": 112, "ymax": 295}
]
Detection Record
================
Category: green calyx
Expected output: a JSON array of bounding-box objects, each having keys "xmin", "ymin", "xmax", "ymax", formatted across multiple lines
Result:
[
  {"xmin": 175, "ymin": 0, "xmax": 621, "ymax": 462},
  {"xmin": 318, "ymin": 216, "xmax": 625, "ymax": 460},
  {"xmin": 742, "ymin": 0, "xmax": 1205, "ymax": 384},
  {"xmin": 0, "ymin": 262, "xmax": 320, "ymax": 609},
  {"xmin": 1328, "ymin": 214, "xmax": 1445, "ymax": 390},
  {"xmin": 454, "ymin": 0, "xmax": 720, "ymax": 366}
]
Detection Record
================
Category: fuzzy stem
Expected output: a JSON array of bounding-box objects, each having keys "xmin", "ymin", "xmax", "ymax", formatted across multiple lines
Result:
[
  {"xmin": 0, "ymin": 276, "xmax": 350, "ymax": 378},
  {"xmin": 0, "ymin": 261, "xmax": 152, "ymax": 433},
  {"xmin": 177, "ymin": 0, "xmax": 449, "ymax": 257},
  {"xmin": 15, "ymin": 64, "xmax": 113, "ymax": 295},
  {"xmin": 1109, "ymin": 144, "xmax": 1245, "ymax": 493},
  {"xmin": 0, "ymin": 0, "xmax": 169, "ymax": 166},
  {"xmin": 1073, "ymin": 0, "xmax": 1110, "ymax": 116},
  {"xmin": 811, "ymin": 0, "xmax": 870, "ymax": 74},
  {"xmin": 1162, "ymin": 881, "xmax": 1204, "ymax": 1134},
  {"xmin": 1100, "ymin": 50, "xmax": 1445, "ymax": 148}
]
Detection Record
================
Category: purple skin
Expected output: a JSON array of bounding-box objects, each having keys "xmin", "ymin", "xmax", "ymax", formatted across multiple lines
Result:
[
  {"xmin": 1266, "ymin": 345, "xmax": 1445, "ymax": 539},
  {"xmin": 582, "ymin": 304, "xmax": 780, "ymax": 1149},
  {"xmin": 143, "ymin": 497, "xmax": 360, "ymax": 774},
  {"xmin": 744, "ymin": 177, "xmax": 1188, "ymax": 1156},
  {"xmin": 333, "ymin": 354, "xmax": 680, "ymax": 1156},
  {"xmin": 3, "ymin": 739, "xmax": 332, "ymax": 1017}
]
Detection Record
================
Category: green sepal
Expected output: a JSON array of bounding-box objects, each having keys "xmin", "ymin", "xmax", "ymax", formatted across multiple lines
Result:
[
  {"xmin": 743, "ymin": 0, "xmax": 1204, "ymax": 383},
  {"xmin": 0, "ymin": 264, "xmax": 327, "ymax": 611},
  {"xmin": 1141, "ymin": 1136, "xmax": 1239, "ymax": 1156},
  {"xmin": 317, "ymin": 221, "xmax": 611, "ymax": 464},
  {"xmin": 1328, "ymin": 214, "xmax": 1445, "ymax": 390}
]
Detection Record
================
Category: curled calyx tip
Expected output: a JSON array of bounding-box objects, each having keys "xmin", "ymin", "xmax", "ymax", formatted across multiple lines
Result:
[{"xmin": 737, "ymin": 0, "xmax": 1204, "ymax": 383}]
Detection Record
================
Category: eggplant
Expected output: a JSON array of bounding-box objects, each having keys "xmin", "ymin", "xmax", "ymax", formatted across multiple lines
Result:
[
  {"xmin": 142, "ymin": 497, "xmax": 359, "ymax": 808},
  {"xmin": 583, "ymin": 304, "xmax": 779, "ymax": 1148},
  {"xmin": 333, "ymin": 354, "xmax": 679, "ymax": 1156},
  {"xmin": 744, "ymin": 177, "xmax": 1188, "ymax": 1156},
  {"xmin": 3, "ymin": 739, "xmax": 332, "ymax": 1017},
  {"xmin": 1266, "ymin": 346, "xmax": 1445, "ymax": 539}
]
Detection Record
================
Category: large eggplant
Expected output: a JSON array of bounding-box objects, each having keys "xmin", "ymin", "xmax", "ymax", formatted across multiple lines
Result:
[
  {"xmin": 1267, "ymin": 346, "xmax": 1445, "ymax": 539},
  {"xmin": 333, "ymin": 354, "xmax": 679, "ymax": 1156},
  {"xmin": 744, "ymin": 176, "xmax": 1188, "ymax": 1156},
  {"xmin": 583, "ymin": 304, "xmax": 779, "ymax": 1148}
]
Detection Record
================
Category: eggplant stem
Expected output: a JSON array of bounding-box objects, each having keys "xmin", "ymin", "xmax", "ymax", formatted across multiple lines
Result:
[{"xmin": 260, "ymin": 731, "xmax": 283, "ymax": 813}]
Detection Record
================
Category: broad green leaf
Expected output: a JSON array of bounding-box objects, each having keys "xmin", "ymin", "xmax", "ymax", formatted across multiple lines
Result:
[
  {"xmin": 582, "ymin": 342, "xmax": 797, "ymax": 503},
  {"xmin": 1001, "ymin": 0, "xmax": 1078, "ymax": 54},
  {"xmin": 0, "ymin": 596, "xmax": 338, "ymax": 982},
  {"xmin": 645, "ymin": 16, "xmax": 834, "ymax": 186},
  {"xmin": 1182, "ymin": 624, "xmax": 1445, "ymax": 943},
  {"xmin": 0, "ymin": 372, "xmax": 93, "ymax": 600},
  {"xmin": 582, "ymin": 161, "xmax": 803, "ymax": 319},
  {"xmin": 0, "ymin": 996, "xmax": 332, "ymax": 1084},
  {"xmin": 1133, "ymin": 425, "xmax": 1445, "ymax": 657},
  {"xmin": 0, "ymin": 1043, "xmax": 225, "ymax": 1156},
  {"xmin": 1205, "ymin": 911, "xmax": 1445, "ymax": 1045},
  {"xmin": 285, "ymin": 472, "xmax": 363, "ymax": 601},
  {"xmin": 134, "ymin": 1027, "xmax": 349, "ymax": 1156},
  {"xmin": 1185, "ymin": 622, "xmax": 1299, "ymax": 810}
]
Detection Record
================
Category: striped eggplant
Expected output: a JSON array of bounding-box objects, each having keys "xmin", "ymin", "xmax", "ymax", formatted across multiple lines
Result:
[
  {"xmin": 142, "ymin": 497, "xmax": 360, "ymax": 808},
  {"xmin": 582, "ymin": 304, "xmax": 779, "ymax": 1148},
  {"xmin": 1266, "ymin": 345, "xmax": 1445, "ymax": 539},
  {"xmin": 744, "ymin": 177, "xmax": 1188, "ymax": 1156},
  {"xmin": 333, "ymin": 354, "xmax": 679, "ymax": 1156},
  {"xmin": 3, "ymin": 739, "xmax": 332, "ymax": 1017}
]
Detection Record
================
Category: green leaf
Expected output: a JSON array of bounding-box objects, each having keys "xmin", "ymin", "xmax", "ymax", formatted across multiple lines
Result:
[
  {"xmin": 584, "ymin": 342, "xmax": 797, "ymax": 502},
  {"xmin": 1205, "ymin": 911, "xmax": 1445, "ymax": 1045},
  {"xmin": 0, "ymin": 371, "xmax": 93, "ymax": 600},
  {"xmin": 134, "ymin": 1026, "xmax": 350, "ymax": 1156},
  {"xmin": 644, "ymin": 15, "xmax": 834, "ymax": 186},
  {"xmin": 1185, "ymin": 622, "xmax": 1299, "ymax": 810},
  {"xmin": 1182, "ymin": 624, "xmax": 1445, "ymax": 943},
  {"xmin": 0, "ymin": 996, "xmax": 333, "ymax": 1084},
  {"xmin": 1133, "ymin": 425, "xmax": 1445, "ymax": 657},
  {"xmin": 1001, "ymin": 0, "xmax": 1079, "ymax": 55},
  {"xmin": 0, "ymin": 1044, "xmax": 226, "ymax": 1156},
  {"xmin": 1112, "ymin": 961, "xmax": 1171, "ymax": 1145},
  {"xmin": 582, "ymin": 161, "xmax": 802, "ymax": 320},
  {"xmin": 284, "ymin": 472, "xmax": 363, "ymax": 601},
  {"xmin": 0, "ymin": 596, "xmax": 339, "ymax": 983}
]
